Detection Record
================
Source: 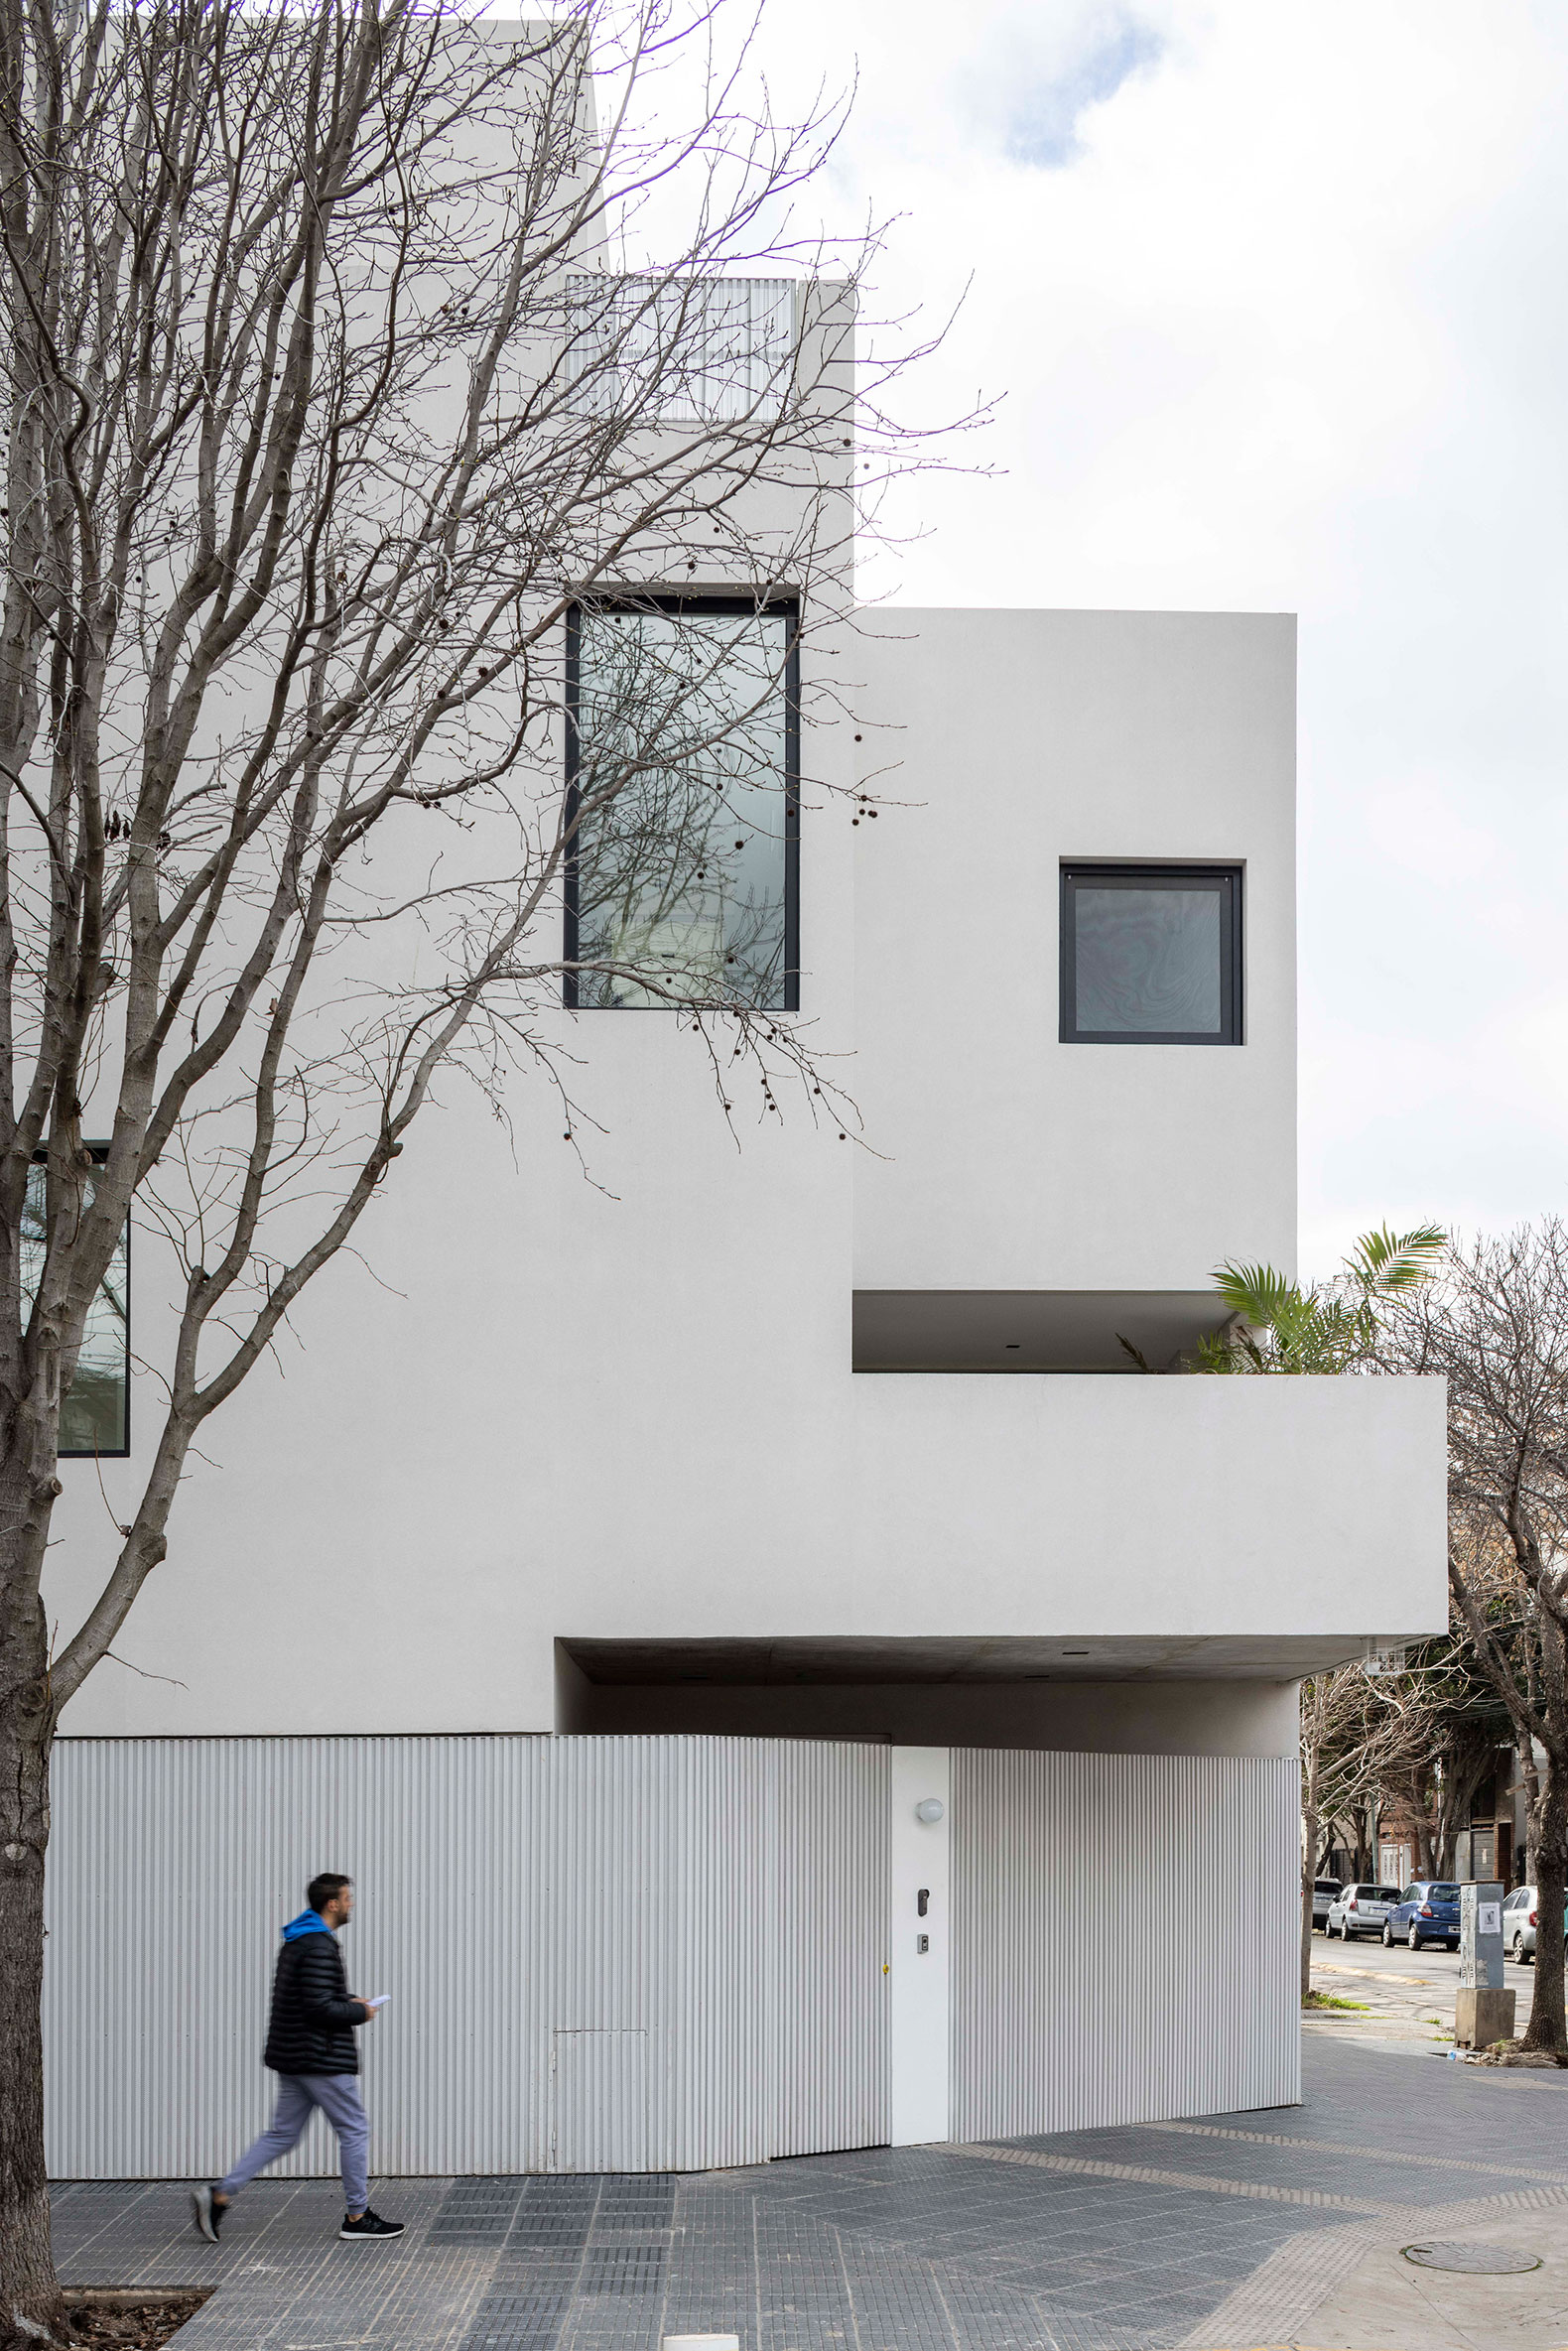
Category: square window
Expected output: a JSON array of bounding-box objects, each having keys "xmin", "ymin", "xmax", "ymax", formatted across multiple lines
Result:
[
  {"xmin": 565, "ymin": 600, "xmax": 798, "ymax": 1009},
  {"xmin": 23, "ymin": 1149, "xmax": 129, "ymax": 1456},
  {"xmin": 1060, "ymin": 863, "xmax": 1242, "ymax": 1045}
]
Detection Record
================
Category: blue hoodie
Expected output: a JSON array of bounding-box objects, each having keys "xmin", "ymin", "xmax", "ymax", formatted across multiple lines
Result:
[{"xmin": 281, "ymin": 1907, "xmax": 329, "ymax": 1941}]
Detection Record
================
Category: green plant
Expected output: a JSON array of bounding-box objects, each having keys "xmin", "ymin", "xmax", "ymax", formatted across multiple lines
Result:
[{"xmin": 1191, "ymin": 1224, "xmax": 1446, "ymax": 1374}]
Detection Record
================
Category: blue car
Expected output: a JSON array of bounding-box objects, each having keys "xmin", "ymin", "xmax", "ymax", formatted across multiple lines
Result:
[{"xmin": 1383, "ymin": 1881, "xmax": 1461, "ymax": 1950}]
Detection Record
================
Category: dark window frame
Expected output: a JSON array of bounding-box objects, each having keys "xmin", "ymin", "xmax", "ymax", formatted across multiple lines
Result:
[
  {"xmin": 564, "ymin": 592, "xmax": 801, "ymax": 1011},
  {"xmin": 1059, "ymin": 860, "xmax": 1243, "ymax": 1046},
  {"xmin": 28, "ymin": 1142, "xmax": 130, "ymax": 1459}
]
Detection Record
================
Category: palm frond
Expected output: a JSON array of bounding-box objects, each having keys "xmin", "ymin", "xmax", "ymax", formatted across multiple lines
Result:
[
  {"xmin": 1348, "ymin": 1223, "xmax": 1447, "ymax": 1293},
  {"xmin": 1210, "ymin": 1259, "xmax": 1300, "ymax": 1329},
  {"xmin": 1187, "ymin": 1326, "xmax": 1255, "ymax": 1373}
]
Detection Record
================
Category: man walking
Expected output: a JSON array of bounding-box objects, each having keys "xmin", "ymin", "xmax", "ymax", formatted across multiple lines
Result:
[{"xmin": 192, "ymin": 1873, "xmax": 404, "ymax": 2243}]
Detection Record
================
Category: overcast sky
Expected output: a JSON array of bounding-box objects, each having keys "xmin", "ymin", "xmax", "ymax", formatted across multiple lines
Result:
[{"xmin": 714, "ymin": 0, "xmax": 1568, "ymax": 1276}]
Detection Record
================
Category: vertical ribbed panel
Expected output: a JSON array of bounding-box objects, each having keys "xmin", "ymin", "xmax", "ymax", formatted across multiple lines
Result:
[
  {"xmin": 43, "ymin": 1735, "xmax": 888, "ymax": 2178},
  {"xmin": 523, "ymin": 1735, "xmax": 782, "ymax": 2171},
  {"xmin": 44, "ymin": 1736, "xmax": 1296, "ymax": 2176},
  {"xmin": 44, "ymin": 1736, "xmax": 541, "ymax": 2180},
  {"xmin": 776, "ymin": 1739, "xmax": 890, "ymax": 2155},
  {"xmin": 551, "ymin": 2032, "xmax": 649, "ymax": 2171},
  {"xmin": 948, "ymin": 1750, "xmax": 1298, "ymax": 2140}
]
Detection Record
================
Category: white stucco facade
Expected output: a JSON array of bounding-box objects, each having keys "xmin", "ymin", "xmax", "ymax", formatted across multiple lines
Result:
[
  {"xmin": 48, "ymin": 603, "xmax": 1442, "ymax": 1746},
  {"xmin": 36, "ymin": 93, "xmax": 1446, "ymax": 2160},
  {"xmin": 851, "ymin": 607, "xmax": 1297, "ymax": 1297},
  {"xmin": 42, "ymin": 592, "xmax": 1446, "ymax": 2167}
]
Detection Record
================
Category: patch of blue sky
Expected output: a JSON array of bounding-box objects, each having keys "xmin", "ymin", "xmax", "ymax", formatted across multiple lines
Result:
[{"xmin": 997, "ymin": 11, "xmax": 1164, "ymax": 169}]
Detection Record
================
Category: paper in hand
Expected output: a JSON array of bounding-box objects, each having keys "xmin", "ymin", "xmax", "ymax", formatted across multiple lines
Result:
[{"xmin": 366, "ymin": 1994, "xmax": 391, "ymax": 2010}]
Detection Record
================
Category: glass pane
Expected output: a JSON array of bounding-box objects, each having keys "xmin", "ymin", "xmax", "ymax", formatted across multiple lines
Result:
[
  {"xmin": 567, "ymin": 276, "xmax": 794, "ymax": 424},
  {"xmin": 1075, "ymin": 884, "xmax": 1223, "ymax": 1035},
  {"xmin": 22, "ymin": 1161, "xmax": 128, "ymax": 1453},
  {"xmin": 574, "ymin": 609, "xmax": 790, "ymax": 1009}
]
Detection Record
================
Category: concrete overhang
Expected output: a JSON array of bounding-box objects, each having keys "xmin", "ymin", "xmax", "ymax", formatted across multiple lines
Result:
[
  {"xmin": 562, "ymin": 1632, "xmax": 1409, "ymax": 1687},
  {"xmin": 852, "ymin": 1290, "xmax": 1231, "ymax": 1373}
]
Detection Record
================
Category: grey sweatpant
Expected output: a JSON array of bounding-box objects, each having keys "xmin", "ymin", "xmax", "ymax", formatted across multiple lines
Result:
[{"xmin": 218, "ymin": 2073, "xmax": 369, "ymax": 2213}]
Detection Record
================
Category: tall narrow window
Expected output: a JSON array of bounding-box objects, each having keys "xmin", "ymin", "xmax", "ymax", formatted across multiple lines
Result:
[
  {"xmin": 22, "ymin": 1150, "xmax": 129, "ymax": 1456},
  {"xmin": 566, "ymin": 600, "xmax": 798, "ymax": 1010},
  {"xmin": 1061, "ymin": 863, "xmax": 1242, "ymax": 1045}
]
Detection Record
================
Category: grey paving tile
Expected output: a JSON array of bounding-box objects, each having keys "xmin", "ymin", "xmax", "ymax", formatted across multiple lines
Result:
[{"xmin": 48, "ymin": 2043, "xmax": 1568, "ymax": 2351}]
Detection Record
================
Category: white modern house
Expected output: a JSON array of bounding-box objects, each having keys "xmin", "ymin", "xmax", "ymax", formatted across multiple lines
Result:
[{"xmin": 38, "ymin": 35, "xmax": 1446, "ymax": 2184}]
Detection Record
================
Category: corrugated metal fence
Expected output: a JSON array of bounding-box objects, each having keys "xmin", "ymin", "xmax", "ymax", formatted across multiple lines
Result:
[
  {"xmin": 949, "ymin": 1749, "xmax": 1299, "ymax": 2138},
  {"xmin": 44, "ymin": 1735, "xmax": 889, "ymax": 2179},
  {"xmin": 44, "ymin": 1735, "xmax": 1295, "ymax": 2176}
]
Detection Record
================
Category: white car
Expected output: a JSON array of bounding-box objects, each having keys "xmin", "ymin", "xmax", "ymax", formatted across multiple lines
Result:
[
  {"xmin": 1503, "ymin": 1885, "xmax": 1568, "ymax": 1962},
  {"xmin": 1311, "ymin": 1878, "xmax": 1342, "ymax": 1930},
  {"xmin": 1325, "ymin": 1883, "xmax": 1399, "ymax": 1941}
]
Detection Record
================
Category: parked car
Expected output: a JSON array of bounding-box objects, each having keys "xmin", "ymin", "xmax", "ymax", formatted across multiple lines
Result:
[
  {"xmin": 1502, "ymin": 1885, "xmax": 1568, "ymax": 1962},
  {"xmin": 1326, "ymin": 1884, "xmax": 1399, "ymax": 1940},
  {"xmin": 1312, "ymin": 1879, "xmax": 1342, "ymax": 1930},
  {"xmin": 1384, "ymin": 1882, "xmax": 1461, "ymax": 1950}
]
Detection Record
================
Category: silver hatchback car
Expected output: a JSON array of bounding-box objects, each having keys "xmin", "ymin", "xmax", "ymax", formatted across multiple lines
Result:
[
  {"xmin": 1311, "ymin": 1878, "xmax": 1342, "ymax": 1930},
  {"xmin": 1325, "ymin": 1883, "xmax": 1399, "ymax": 1940},
  {"xmin": 1503, "ymin": 1885, "xmax": 1568, "ymax": 1961}
]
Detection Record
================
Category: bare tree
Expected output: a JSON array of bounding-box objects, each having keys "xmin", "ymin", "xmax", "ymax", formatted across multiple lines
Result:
[
  {"xmin": 1390, "ymin": 1222, "xmax": 1568, "ymax": 2055},
  {"xmin": 1299, "ymin": 1658, "xmax": 1437, "ymax": 1998},
  {"xmin": 1374, "ymin": 1631, "xmax": 1512, "ymax": 1885},
  {"xmin": 0, "ymin": 2, "xmax": 967, "ymax": 2334},
  {"xmin": 1301, "ymin": 1624, "xmax": 1510, "ymax": 2001},
  {"xmin": 1301, "ymin": 1663, "xmax": 1379, "ymax": 1997}
]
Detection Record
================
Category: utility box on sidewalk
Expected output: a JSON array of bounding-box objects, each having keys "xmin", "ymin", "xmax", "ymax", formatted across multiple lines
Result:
[{"xmin": 1456, "ymin": 1881, "xmax": 1513, "ymax": 2049}]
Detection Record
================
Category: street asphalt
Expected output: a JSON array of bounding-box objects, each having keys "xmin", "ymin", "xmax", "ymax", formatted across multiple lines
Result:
[{"xmin": 1308, "ymin": 1921, "xmax": 1545, "ymax": 2047}]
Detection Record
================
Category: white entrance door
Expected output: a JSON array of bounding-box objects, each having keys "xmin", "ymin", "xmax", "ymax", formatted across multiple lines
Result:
[{"xmin": 889, "ymin": 1746, "xmax": 952, "ymax": 2145}]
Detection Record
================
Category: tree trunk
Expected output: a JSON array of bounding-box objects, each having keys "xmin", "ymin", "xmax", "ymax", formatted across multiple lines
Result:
[
  {"xmin": 1437, "ymin": 1752, "xmax": 1487, "ymax": 1880},
  {"xmin": 1524, "ymin": 1759, "xmax": 1567, "ymax": 2051},
  {"xmin": 1521, "ymin": 1739, "xmax": 1541, "ymax": 1887},
  {"xmin": 1300, "ymin": 1784, "xmax": 1318, "ymax": 2001},
  {"xmin": 0, "ymin": 1588, "xmax": 63, "ymax": 2345}
]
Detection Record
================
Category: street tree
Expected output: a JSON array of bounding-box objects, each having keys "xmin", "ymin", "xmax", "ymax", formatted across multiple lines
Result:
[
  {"xmin": 1389, "ymin": 1221, "xmax": 1568, "ymax": 2054},
  {"xmin": 1299, "ymin": 1660, "xmax": 1404, "ymax": 1996},
  {"xmin": 1372, "ymin": 1619, "xmax": 1515, "ymax": 1884},
  {"xmin": 1299, "ymin": 1626, "xmax": 1508, "ymax": 1998},
  {"xmin": 0, "ymin": 2, "xmax": 955, "ymax": 2336}
]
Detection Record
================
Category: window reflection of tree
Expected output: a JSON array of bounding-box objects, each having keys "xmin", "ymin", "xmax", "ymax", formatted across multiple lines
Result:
[
  {"xmin": 22, "ymin": 1164, "xmax": 128, "ymax": 1455},
  {"xmin": 575, "ymin": 611, "xmax": 789, "ymax": 1009}
]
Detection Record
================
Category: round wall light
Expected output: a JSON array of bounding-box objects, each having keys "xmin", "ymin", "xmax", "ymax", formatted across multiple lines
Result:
[{"xmin": 914, "ymin": 1798, "xmax": 945, "ymax": 1825}]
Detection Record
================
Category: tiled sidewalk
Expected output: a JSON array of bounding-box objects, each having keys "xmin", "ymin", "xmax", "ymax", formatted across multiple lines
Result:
[{"xmin": 50, "ymin": 2038, "xmax": 1568, "ymax": 2351}]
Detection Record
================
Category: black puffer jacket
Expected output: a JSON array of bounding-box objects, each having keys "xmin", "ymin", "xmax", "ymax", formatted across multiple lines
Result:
[{"xmin": 262, "ymin": 1930, "xmax": 364, "ymax": 2076}]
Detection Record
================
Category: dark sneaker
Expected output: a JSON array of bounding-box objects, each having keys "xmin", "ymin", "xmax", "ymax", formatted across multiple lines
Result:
[
  {"xmin": 192, "ymin": 2184, "xmax": 224, "ymax": 2243},
  {"xmin": 339, "ymin": 2208, "xmax": 405, "ymax": 2242}
]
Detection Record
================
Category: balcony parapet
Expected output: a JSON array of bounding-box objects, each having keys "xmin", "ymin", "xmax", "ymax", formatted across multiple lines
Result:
[{"xmin": 839, "ymin": 1371, "xmax": 1447, "ymax": 1659}]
